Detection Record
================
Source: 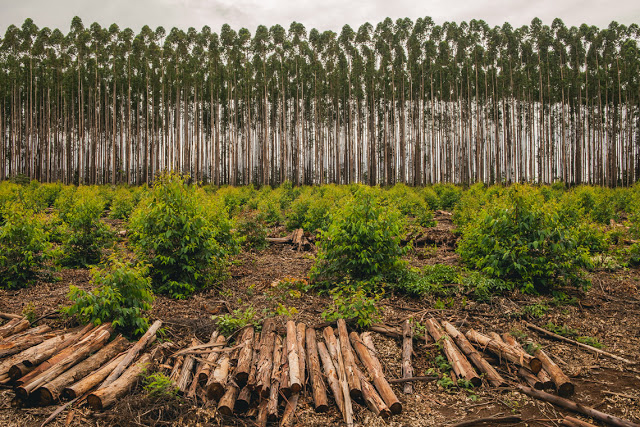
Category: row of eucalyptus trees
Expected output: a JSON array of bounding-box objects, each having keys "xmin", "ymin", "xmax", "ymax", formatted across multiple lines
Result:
[{"xmin": 0, "ymin": 16, "xmax": 639, "ymax": 186}]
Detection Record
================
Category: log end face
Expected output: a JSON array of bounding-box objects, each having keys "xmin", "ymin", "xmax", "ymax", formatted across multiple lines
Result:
[
  {"xmin": 14, "ymin": 387, "xmax": 28, "ymax": 401},
  {"xmin": 207, "ymin": 384, "xmax": 225, "ymax": 401},
  {"xmin": 529, "ymin": 358, "xmax": 542, "ymax": 374},
  {"xmin": 558, "ymin": 382, "xmax": 575, "ymax": 397},
  {"xmin": 380, "ymin": 408, "xmax": 392, "ymax": 419},
  {"xmin": 349, "ymin": 389, "xmax": 362, "ymax": 400},
  {"xmin": 389, "ymin": 401, "xmax": 402, "ymax": 415},
  {"xmin": 37, "ymin": 388, "xmax": 54, "ymax": 406},
  {"xmin": 314, "ymin": 403, "xmax": 329, "ymax": 413},
  {"xmin": 235, "ymin": 372, "xmax": 249, "ymax": 385},
  {"xmin": 470, "ymin": 377, "xmax": 482, "ymax": 388},
  {"xmin": 218, "ymin": 406, "xmax": 234, "ymax": 417},
  {"xmin": 87, "ymin": 394, "xmax": 103, "ymax": 410}
]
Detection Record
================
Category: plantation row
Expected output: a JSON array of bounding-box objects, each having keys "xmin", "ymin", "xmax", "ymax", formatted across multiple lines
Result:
[{"xmin": 1, "ymin": 176, "xmax": 640, "ymax": 334}]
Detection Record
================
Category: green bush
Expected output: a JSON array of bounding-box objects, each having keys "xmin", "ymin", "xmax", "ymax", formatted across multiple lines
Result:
[
  {"xmin": 129, "ymin": 173, "xmax": 232, "ymax": 298},
  {"xmin": 457, "ymin": 185, "xmax": 591, "ymax": 293},
  {"xmin": 398, "ymin": 265, "xmax": 459, "ymax": 297},
  {"xmin": 236, "ymin": 211, "xmax": 268, "ymax": 250},
  {"xmin": 59, "ymin": 188, "xmax": 111, "ymax": 267},
  {"xmin": 460, "ymin": 271, "xmax": 512, "ymax": 302},
  {"xmin": 62, "ymin": 256, "xmax": 154, "ymax": 336},
  {"xmin": 385, "ymin": 184, "xmax": 436, "ymax": 228},
  {"xmin": 433, "ymin": 184, "xmax": 463, "ymax": 211},
  {"xmin": 143, "ymin": 372, "xmax": 179, "ymax": 399},
  {"xmin": 0, "ymin": 202, "xmax": 53, "ymax": 289},
  {"xmin": 310, "ymin": 188, "xmax": 407, "ymax": 286},
  {"xmin": 109, "ymin": 187, "xmax": 138, "ymax": 219},
  {"xmin": 214, "ymin": 307, "xmax": 261, "ymax": 336},
  {"xmin": 286, "ymin": 185, "xmax": 349, "ymax": 232},
  {"xmin": 321, "ymin": 282, "xmax": 382, "ymax": 328}
]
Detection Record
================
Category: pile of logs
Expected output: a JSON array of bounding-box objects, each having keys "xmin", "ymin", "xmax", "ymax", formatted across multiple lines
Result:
[
  {"xmin": 266, "ymin": 229, "xmax": 314, "ymax": 251},
  {"xmin": 0, "ymin": 313, "xmax": 162, "ymax": 412},
  {"xmin": 162, "ymin": 318, "xmax": 401, "ymax": 426}
]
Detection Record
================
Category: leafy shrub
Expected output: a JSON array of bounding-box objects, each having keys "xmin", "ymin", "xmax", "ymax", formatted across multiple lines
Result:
[
  {"xmin": 129, "ymin": 173, "xmax": 232, "ymax": 298},
  {"xmin": 433, "ymin": 184, "xmax": 463, "ymax": 211},
  {"xmin": 143, "ymin": 372, "xmax": 179, "ymax": 399},
  {"xmin": 461, "ymin": 271, "xmax": 512, "ymax": 302},
  {"xmin": 385, "ymin": 184, "xmax": 436, "ymax": 228},
  {"xmin": 310, "ymin": 188, "xmax": 407, "ymax": 285},
  {"xmin": 286, "ymin": 185, "xmax": 349, "ymax": 232},
  {"xmin": 62, "ymin": 256, "xmax": 154, "ymax": 336},
  {"xmin": 216, "ymin": 186, "xmax": 256, "ymax": 217},
  {"xmin": 0, "ymin": 202, "xmax": 52, "ymax": 289},
  {"xmin": 398, "ymin": 265, "xmax": 459, "ymax": 297},
  {"xmin": 321, "ymin": 282, "xmax": 382, "ymax": 328},
  {"xmin": 236, "ymin": 211, "xmax": 268, "ymax": 250},
  {"xmin": 109, "ymin": 187, "xmax": 138, "ymax": 219},
  {"xmin": 59, "ymin": 188, "xmax": 111, "ymax": 267},
  {"xmin": 214, "ymin": 307, "xmax": 261, "ymax": 336},
  {"xmin": 457, "ymin": 185, "xmax": 591, "ymax": 293}
]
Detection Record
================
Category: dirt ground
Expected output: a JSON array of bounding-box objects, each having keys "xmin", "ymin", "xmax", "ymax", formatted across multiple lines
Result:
[{"xmin": 1, "ymin": 212, "xmax": 639, "ymax": 426}]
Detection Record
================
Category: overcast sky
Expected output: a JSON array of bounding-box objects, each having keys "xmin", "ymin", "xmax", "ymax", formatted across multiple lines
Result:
[{"xmin": 1, "ymin": 0, "xmax": 639, "ymax": 35}]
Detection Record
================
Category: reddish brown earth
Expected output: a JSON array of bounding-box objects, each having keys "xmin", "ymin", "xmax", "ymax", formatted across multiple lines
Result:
[{"xmin": 0, "ymin": 212, "xmax": 639, "ymax": 426}]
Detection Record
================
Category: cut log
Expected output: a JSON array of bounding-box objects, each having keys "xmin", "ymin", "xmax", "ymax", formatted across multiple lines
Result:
[
  {"xmin": 561, "ymin": 416, "xmax": 599, "ymax": 427},
  {"xmin": 0, "ymin": 317, "xmax": 30, "ymax": 339},
  {"xmin": 87, "ymin": 353, "xmax": 152, "ymax": 410},
  {"xmin": 176, "ymin": 338, "xmax": 199, "ymax": 393},
  {"xmin": 206, "ymin": 343, "xmax": 231, "ymax": 400},
  {"xmin": 247, "ymin": 334, "xmax": 259, "ymax": 389},
  {"xmin": 198, "ymin": 335, "xmax": 226, "ymax": 384},
  {"xmin": 449, "ymin": 415, "xmax": 523, "ymax": 427},
  {"xmin": 169, "ymin": 356, "xmax": 184, "ymax": 383},
  {"xmin": 16, "ymin": 327, "xmax": 112, "ymax": 400},
  {"xmin": 517, "ymin": 367, "xmax": 544, "ymax": 390},
  {"xmin": 8, "ymin": 362, "xmax": 32, "ymax": 381},
  {"xmin": 333, "ymin": 335, "xmax": 354, "ymax": 426},
  {"xmin": 502, "ymin": 333, "xmax": 554, "ymax": 390},
  {"xmin": 402, "ymin": 320, "xmax": 413, "ymax": 394},
  {"xmin": 256, "ymin": 399, "xmax": 269, "ymax": 427},
  {"xmin": 236, "ymin": 385, "xmax": 252, "ymax": 413},
  {"xmin": 533, "ymin": 347, "xmax": 574, "ymax": 397},
  {"xmin": 255, "ymin": 319, "xmax": 276, "ymax": 397},
  {"xmin": 19, "ymin": 325, "xmax": 92, "ymax": 368},
  {"xmin": 234, "ymin": 327, "xmax": 254, "ymax": 385},
  {"xmin": 0, "ymin": 313, "xmax": 22, "ymax": 320},
  {"xmin": 0, "ymin": 328, "xmax": 55, "ymax": 359},
  {"xmin": 355, "ymin": 366, "xmax": 391, "ymax": 418},
  {"xmin": 370, "ymin": 324, "xmax": 403, "ymax": 340},
  {"xmin": 286, "ymin": 321, "xmax": 302, "ymax": 393},
  {"xmin": 465, "ymin": 329, "xmax": 542, "ymax": 373},
  {"xmin": 516, "ymin": 384, "xmax": 640, "ymax": 427},
  {"xmin": 217, "ymin": 384, "xmax": 239, "ymax": 416},
  {"xmin": 279, "ymin": 337, "xmax": 291, "ymax": 398},
  {"xmin": 100, "ymin": 319, "xmax": 161, "ymax": 388},
  {"xmin": 425, "ymin": 318, "xmax": 481, "ymax": 387},
  {"xmin": 350, "ymin": 331, "xmax": 402, "ymax": 414},
  {"xmin": 15, "ymin": 324, "xmax": 112, "ymax": 389},
  {"xmin": 267, "ymin": 335, "xmax": 284, "ymax": 422},
  {"xmin": 336, "ymin": 319, "xmax": 361, "ymax": 399},
  {"xmin": 388, "ymin": 376, "xmax": 438, "ymax": 384},
  {"xmin": 296, "ymin": 323, "xmax": 306, "ymax": 386},
  {"xmin": 525, "ymin": 322, "xmax": 634, "ymax": 364},
  {"xmin": 63, "ymin": 351, "xmax": 127, "ymax": 399},
  {"xmin": 442, "ymin": 321, "xmax": 506, "ymax": 387},
  {"xmin": 188, "ymin": 331, "xmax": 219, "ymax": 398},
  {"xmin": 280, "ymin": 392, "xmax": 300, "ymax": 427},
  {"xmin": 317, "ymin": 341, "xmax": 344, "ymax": 416},
  {"xmin": 37, "ymin": 335, "xmax": 129, "ymax": 405},
  {"xmin": 305, "ymin": 328, "xmax": 329, "ymax": 413}
]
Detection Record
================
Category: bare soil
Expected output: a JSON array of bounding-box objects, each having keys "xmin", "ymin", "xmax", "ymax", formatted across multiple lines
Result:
[{"xmin": 1, "ymin": 212, "xmax": 639, "ymax": 426}]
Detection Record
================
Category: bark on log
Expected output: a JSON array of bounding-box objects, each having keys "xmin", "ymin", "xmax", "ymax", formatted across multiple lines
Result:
[
  {"xmin": 236, "ymin": 385, "xmax": 252, "ymax": 413},
  {"xmin": 19, "ymin": 325, "xmax": 92, "ymax": 368},
  {"xmin": 370, "ymin": 324, "xmax": 403, "ymax": 340},
  {"xmin": 336, "ymin": 319, "xmax": 361, "ymax": 399},
  {"xmin": 525, "ymin": 322, "xmax": 634, "ymax": 364},
  {"xmin": 63, "ymin": 352, "xmax": 127, "ymax": 399},
  {"xmin": 534, "ymin": 347, "xmax": 574, "ymax": 397},
  {"xmin": 305, "ymin": 328, "xmax": 329, "ymax": 413},
  {"xmin": 502, "ymin": 333, "xmax": 554, "ymax": 390},
  {"xmin": 317, "ymin": 341, "xmax": 344, "ymax": 416},
  {"xmin": 516, "ymin": 384, "xmax": 640, "ymax": 427},
  {"xmin": 100, "ymin": 320, "xmax": 161, "ymax": 388},
  {"xmin": 169, "ymin": 356, "xmax": 184, "ymax": 383},
  {"xmin": 217, "ymin": 384, "xmax": 239, "ymax": 416},
  {"xmin": 0, "ymin": 317, "xmax": 30, "ymax": 339},
  {"xmin": 449, "ymin": 415, "xmax": 523, "ymax": 427},
  {"xmin": 0, "ymin": 313, "xmax": 22, "ymax": 320},
  {"xmin": 37, "ymin": 335, "xmax": 129, "ymax": 405},
  {"xmin": 188, "ymin": 331, "xmax": 219, "ymax": 398},
  {"xmin": 286, "ymin": 321, "xmax": 302, "ymax": 393},
  {"xmin": 256, "ymin": 400, "xmax": 269, "ymax": 427},
  {"xmin": 267, "ymin": 335, "xmax": 283, "ymax": 422},
  {"xmin": 16, "ymin": 327, "xmax": 112, "ymax": 400},
  {"xmin": 234, "ymin": 327, "xmax": 254, "ymax": 385},
  {"xmin": 517, "ymin": 367, "xmax": 544, "ymax": 390},
  {"xmin": 296, "ymin": 323, "xmax": 306, "ymax": 386},
  {"xmin": 206, "ymin": 343, "xmax": 231, "ymax": 400},
  {"xmin": 247, "ymin": 335, "xmax": 259, "ymax": 389},
  {"xmin": 560, "ymin": 416, "xmax": 599, "ymax": 427},
  {"xmin": 402, "ymin": 320, "xmax": 413, "ymax": 394},
  {"xmin": 426, "ymin": 319, "xmax": 481, "ymax": 387},
  {"xmin": 465, "ymin": 328, "xmax": 542, "ymax": 373},
  {"xmin": 0, "ymin": 328, "xmax": 56, "ymax": 359},
  {"xmin": 279, "ymin": 337, "xmax": 291, "ymax": 398},
  {"xmin": 333, "ymin": 336, "xmax": 354, "ymax": 426},
  {"xmin": 280, "ymin": 392, "xmax": 300, "ymax": 427},
  {"xmin": 350, "ymin": 332, "xmax": 402, "ymax": 414},
  {"xmin": 176, "ymin": 339, "xmax": 199, "ymax": 393},
  {"xmin": 255, "ymin": 331, "xmax": 276, "ymax": 398},
  {"xmin": 15, "ymin": 324, "xmax": 111, "ymax": 386},
  {"xmin": 87, "ymin": 353, "xmax": 152, "ymax": 410},
  {"xmin": 198, "ymin": 334, "xmax": 226, "ymax": 384},
  {"xmin": 442, "ymin": 321, "xmax": 506, "ymax": 387},
  {"xmin": 356, "ymin": 366, "xmax": 391, "ymax": 418}
]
